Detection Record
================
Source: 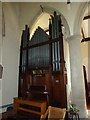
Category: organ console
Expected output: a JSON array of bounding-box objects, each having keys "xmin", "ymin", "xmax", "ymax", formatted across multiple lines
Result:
[{"xmin": 18, "ymin": 11, "xmax": 67, "ymax": 111}]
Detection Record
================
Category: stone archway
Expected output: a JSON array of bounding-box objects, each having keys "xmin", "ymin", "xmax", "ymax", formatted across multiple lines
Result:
[
  {"xmin": 29, "ymin": 5, "xmax": 70, "ymax": 39},
  {"xmin": 73, "ymin": 2, "xmax": 88, "ymax": 35}
]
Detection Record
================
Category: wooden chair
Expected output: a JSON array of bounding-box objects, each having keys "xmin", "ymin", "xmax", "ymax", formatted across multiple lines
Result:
[{"xmin": 40, "ymin": 106, "xmax": 66, "ymax": 120}]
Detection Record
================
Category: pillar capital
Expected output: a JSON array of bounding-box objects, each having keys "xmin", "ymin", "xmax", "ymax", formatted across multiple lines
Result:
[{"xmin": 66, "ymin": 34, "xmax": 82, "ymax": 43}]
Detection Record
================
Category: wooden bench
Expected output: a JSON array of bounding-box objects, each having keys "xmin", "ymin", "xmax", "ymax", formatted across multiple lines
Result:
[{"xmin": 13, "ymin": 97, "xmax": 47, "ymax": 116}]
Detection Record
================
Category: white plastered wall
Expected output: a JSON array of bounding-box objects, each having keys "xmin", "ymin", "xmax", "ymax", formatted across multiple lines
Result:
[
  {"xmin": 0, "ymin": 1, "xmax": 2, "ymax": 115},
  {"xmin": 1, "ymin": 3, "xmax": 20, "ymax": 112}
]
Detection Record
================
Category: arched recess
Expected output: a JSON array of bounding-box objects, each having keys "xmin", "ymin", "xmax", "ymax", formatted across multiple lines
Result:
[{"xmin": 29, "ymin": 5, "xmax": 72, "ymax": 107}]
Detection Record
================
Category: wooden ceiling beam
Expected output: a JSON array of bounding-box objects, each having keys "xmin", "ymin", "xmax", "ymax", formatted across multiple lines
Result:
[
  {"xmin": 83, "ymin": 15, "xmax": 90, "ymax": 20},
  {"xmin": 81, "ymin": 37, "xmax": 90, "ymax": 42}
]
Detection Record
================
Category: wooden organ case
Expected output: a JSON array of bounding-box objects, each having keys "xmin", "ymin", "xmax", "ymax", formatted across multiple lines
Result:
[{"xmin": 18, "ymin": 12, "xmax": 67, "ymax": 109}]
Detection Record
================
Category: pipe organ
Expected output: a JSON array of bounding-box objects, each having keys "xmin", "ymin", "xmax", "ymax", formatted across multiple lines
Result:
[{"xmin": 18, "ymin": 11, "xmax": 67, "ymax": 109}]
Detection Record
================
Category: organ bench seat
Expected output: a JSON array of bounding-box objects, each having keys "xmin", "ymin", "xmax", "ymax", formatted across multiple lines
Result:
[{"xmin": 13, "ymin": 97, "xmax": 47, "ymax": 116}]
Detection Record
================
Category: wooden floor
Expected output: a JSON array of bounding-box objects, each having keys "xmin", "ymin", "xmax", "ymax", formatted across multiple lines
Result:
[
  {"xmin": 1, "ymin": 111, "xmax": 40, "ymax": 120},
  {"xmin": 2, "ymin": 103, "xmax": 90, "ymax": 120}
]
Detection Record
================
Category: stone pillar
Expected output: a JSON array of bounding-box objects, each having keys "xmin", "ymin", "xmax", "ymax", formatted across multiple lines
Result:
[{"xmin": 67, "ymin": 35, "xmax": 87, "ymax": 118}]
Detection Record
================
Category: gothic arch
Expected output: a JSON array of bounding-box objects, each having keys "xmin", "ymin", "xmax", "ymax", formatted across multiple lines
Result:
[
  {"xmin": 29, "ymin": 5, "xmax": 70, "ymax": 39},
  {"xmin": 73, "ymin": 2, "xmax": 88, "ymax": 35}
]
